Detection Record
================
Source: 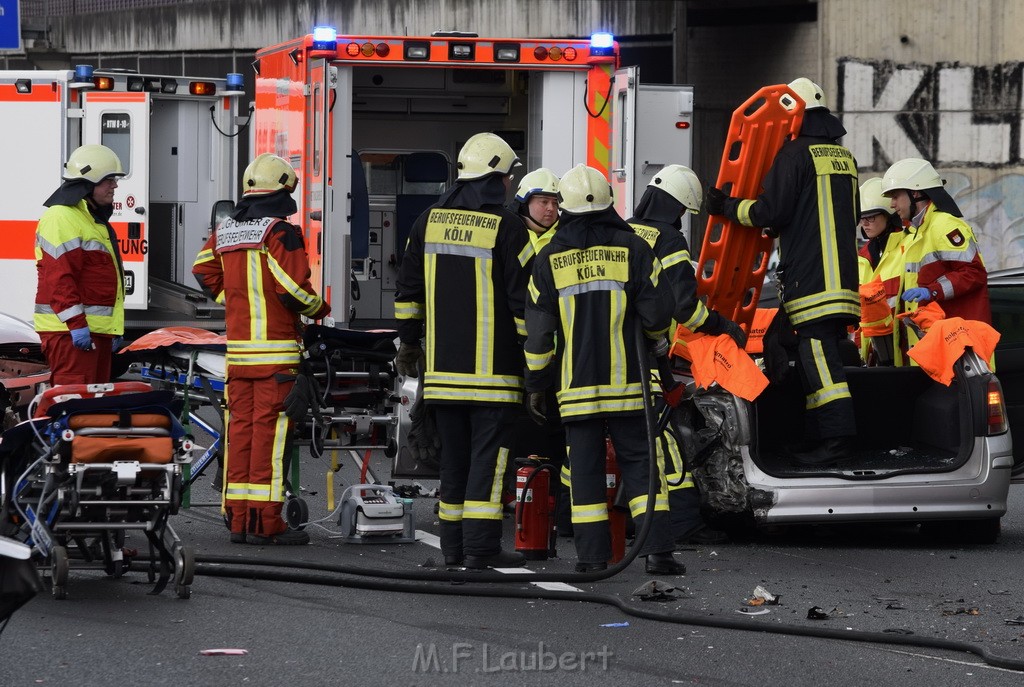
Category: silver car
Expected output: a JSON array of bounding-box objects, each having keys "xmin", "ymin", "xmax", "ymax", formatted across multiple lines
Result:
[{"xmin": 683, "ymin": 270, "xmax": 1023, "ymax": 544}]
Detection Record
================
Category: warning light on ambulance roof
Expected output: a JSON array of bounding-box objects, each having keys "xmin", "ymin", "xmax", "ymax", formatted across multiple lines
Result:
[
  {"xmin": 312, "ymin": 25, "xmax": 338, "ymax": 49},
  {"xmin": 71, "ymin": 64, "xmax": 95, "ymax": 89},
  {"xmin": 450, "ymin": 43, "xmax": 474, "ymax": 60},
  {"xmin": 346, "ymin": 42, "xmax": 361, "ymax": 57},
  {"xmin": 93, "ymin": 76, "xmax": 115, "ymax": 91},
  {"xmin": 189, "ymin": 81, "xmax": 217, "ymax": 96},
  {"xmin": 589, "ymin": 32, "xmax": 615, "ymax": 57},
  {"xmin": 563, "ymin": 47, "xmax": 577, "ymax": 61}
]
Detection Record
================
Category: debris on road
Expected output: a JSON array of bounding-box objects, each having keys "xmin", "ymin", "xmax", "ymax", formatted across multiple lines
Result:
[{"xmin": 807, "ymin": 606, "xmax": 829, "ymax": 620}]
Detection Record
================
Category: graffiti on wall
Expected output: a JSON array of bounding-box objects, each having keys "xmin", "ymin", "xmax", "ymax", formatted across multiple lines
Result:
[{"xmin": 838, "ymin": 57, "xmax": 1024, "ymax": 271}]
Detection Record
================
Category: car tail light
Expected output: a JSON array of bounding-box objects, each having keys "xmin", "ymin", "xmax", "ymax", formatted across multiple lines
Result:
[{"xmin": 987, "ymin": 378, "xmax": 1008, "ymax": 435}]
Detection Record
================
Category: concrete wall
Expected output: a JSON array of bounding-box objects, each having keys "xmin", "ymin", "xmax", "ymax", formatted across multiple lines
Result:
[
  {"xmin": 48, "ymin": 0, "xmax": 681, "ymax": 54},
  {"xmin": 826, "ymin": 0, "xmax": 1024, "ymax": 270}
]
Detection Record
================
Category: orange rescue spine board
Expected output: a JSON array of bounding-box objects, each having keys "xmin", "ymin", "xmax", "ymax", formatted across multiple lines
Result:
[{"xmin": 696, "ymin": 84, "xmax": 805, "ymax": 335}]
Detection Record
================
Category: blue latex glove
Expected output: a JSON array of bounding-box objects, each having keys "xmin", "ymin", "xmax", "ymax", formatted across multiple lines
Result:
[
  {"xmin": 112, "ymin": 336, "xmax": 123, "ymax": 351},
  {"xmin": 901, "ymin": 287, "xmax": 932, "ymax": 303},
  {"xmin": 70, "ymin": 327, "xmax": 93, "ymax": 351}
]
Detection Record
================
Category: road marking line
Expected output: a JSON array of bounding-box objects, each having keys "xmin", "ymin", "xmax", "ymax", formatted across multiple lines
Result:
[
  {"xmin": 880, "ymin": 648, "xmax": 1021, "ymax": 673},
  {"xmin": 415, "ymin": 529, "xmax": 581, "ymax": 592}
]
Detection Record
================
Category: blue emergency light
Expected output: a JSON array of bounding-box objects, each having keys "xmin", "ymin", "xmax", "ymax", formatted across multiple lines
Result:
[
  {"xmin": 312, "ymin": 25, "xmax": 338, "ymax": 51},
  {"xmin": 589, "ymin": 32, "xmax": 615, "ymax": 57},
  {"xmin": 223, "ymin": 72, "xmax": 245, "ymax": 96},
  {"xmin": 71, "ymin": 64, "xmax": 95, "ymax": 89}
]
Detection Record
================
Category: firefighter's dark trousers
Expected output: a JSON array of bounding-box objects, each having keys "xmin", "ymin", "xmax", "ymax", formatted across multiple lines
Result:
[
  {"xmin": 433, "ymin": 404, "xmax": 515, "ymax": 558},
  {"xmin": 795, "ymin": 320, "xmax": 857, "ymax": 440},
  {"xmin": 564, "ymin": 416, "xmax": 674, "ymax": 564}
]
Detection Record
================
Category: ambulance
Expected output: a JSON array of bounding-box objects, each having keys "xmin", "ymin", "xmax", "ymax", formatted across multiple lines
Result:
[
  {"xmin": 252, "ymin": 27, "xmax": 694, "ymax": 326},
  {"xmin": 0, "ymin": 67, "xmax": 242, "ymax": 335}
]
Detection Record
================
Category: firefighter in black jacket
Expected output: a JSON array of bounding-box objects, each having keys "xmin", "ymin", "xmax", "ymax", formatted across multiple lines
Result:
[
  {"xmin": 394, "ymin": 133, "xmax": 530, "ymax": 569},
  {"xmin": 628, "ymin": 164, "xmax": 741, "ymax": 545},
  {"xmin": 706, "ymin": 78, "xmax": 860, "ymax": 466},
  {"xmin": 525, "ymin": 164, "xmax": 687, "ymax": 575}
]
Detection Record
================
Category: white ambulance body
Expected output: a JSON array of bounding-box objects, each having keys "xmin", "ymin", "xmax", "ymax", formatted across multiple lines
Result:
[
  {"xmin": 252, "ymin": 29, "xmax": 694, "ymax": 327},
  {"xmin": 0, "ymin": 68, "xmax": 240, "ymax": 334}
]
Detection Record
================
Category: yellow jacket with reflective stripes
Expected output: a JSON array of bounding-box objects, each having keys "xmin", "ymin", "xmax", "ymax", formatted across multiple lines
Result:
[
  {"xmin": 192, "ymin": 217, "xmax": 327, "ymax": 377},
  {"xmin": 34, "ymin": 200, "xmax": 124, "ymax": 336}
]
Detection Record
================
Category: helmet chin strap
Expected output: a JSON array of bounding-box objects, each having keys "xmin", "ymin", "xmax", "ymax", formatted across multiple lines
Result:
[{"xmin": 526, "ymin": 210, "xmax": 556, "ymax": 231}]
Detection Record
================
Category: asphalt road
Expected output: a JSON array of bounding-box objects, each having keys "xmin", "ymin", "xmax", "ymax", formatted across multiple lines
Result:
[{"xmin": 3, "ymin": 444, "xmax": 1024, "ymax": 687}]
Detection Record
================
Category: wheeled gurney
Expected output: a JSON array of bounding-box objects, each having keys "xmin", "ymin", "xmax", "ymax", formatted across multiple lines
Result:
[{"xmin": 0, "ymin": 382, "xmax": 195, "ymax": 599}]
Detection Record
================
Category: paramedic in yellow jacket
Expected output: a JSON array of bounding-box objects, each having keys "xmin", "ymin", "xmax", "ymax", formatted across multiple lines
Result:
[
  {"xmin": 857, "ymin": 177, "xmax": 904, "ymax": 365},
  {"xmin": 34, "ymin": 145, "xmax": 125, "ymax": 385},
  {"xmin": 193, "ymin": 154, "xmax": 329, "ymax": 546}
]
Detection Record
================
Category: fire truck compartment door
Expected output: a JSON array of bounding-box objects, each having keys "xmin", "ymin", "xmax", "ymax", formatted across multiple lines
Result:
[{"xmin": 82, "ymin": 91, "xmax": 151, "ymax": 310}]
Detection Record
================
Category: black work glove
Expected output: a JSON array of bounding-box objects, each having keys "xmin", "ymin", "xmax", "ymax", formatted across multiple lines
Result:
[
  {"xmin": 705, "ymin": 186, "xmax": 728, "ymax": 216},
  {"xmin": 526, "ymin": 391, "xmax": 547, "ymax": 426},
  {"xmin": 395, "ymin": 342, "xmax": 425, "ymax": 378},
  {"xmin": 407, "ymin": 401, "xmax": 441, "ymax": 470},
  {"xmin": 283, "ymin": 373, "xmax": 321, "ymax": 421},
  {"xmin": 697, "ymin": 313, "xmax": 748, "ymax": 348}
]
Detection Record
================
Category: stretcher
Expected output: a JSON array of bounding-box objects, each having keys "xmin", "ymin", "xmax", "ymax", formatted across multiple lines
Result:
[
  {"xmin": 695, "ymin": 83, "xmax": 805, "ymax": 335},
  {"xmin": 122, "ymin": 327, "xmax": 229, "ymax": 506},
  {"xmin": 297, "ymin": 324, "xmax": 410, "ymax": 519},
  {"xmin": 0, "ymin": 382, "xmax": 195, "ymax": 599}
]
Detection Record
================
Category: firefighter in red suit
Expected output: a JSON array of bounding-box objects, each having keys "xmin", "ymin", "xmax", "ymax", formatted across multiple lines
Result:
[
  {"xmin": 34, "ymin": 145, "xmax": 126, "ymax": 385},
  {"xmin": 193, "ymin": 154, "xmax": 329, "ymax": 545}
]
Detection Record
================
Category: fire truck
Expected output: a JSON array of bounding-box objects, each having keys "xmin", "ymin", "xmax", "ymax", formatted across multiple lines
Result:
[
  {"xmin": 0, "ymin": 67, "xmax": 242, "ymax": 335},
  {"xmin": 252, "ymin": 27, "xmax": 694, "ymax": 326}
]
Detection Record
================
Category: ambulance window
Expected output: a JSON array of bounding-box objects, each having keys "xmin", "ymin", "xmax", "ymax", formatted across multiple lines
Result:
[
  {"xmin": 359, "ymin": 152, "xmax": 449, "ymax": 196},
  {"xmin": 101, "ymin": 113, "xmax": 132, "ymax": 175}
]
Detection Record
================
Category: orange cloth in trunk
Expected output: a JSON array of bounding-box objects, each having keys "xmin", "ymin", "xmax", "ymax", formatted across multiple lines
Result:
[
  {"xmin": 671, "ymin": 325, "xmax": 769, "ymax": 401},
  {"xmin": 907, "ymin": 317, "xmax": 1000, "ymax": 385}
]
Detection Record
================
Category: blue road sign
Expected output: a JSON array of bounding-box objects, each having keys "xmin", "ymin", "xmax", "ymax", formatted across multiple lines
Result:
[{"xmin": 0, "ymin": 1, "xmax": 22, "ymax": 52}]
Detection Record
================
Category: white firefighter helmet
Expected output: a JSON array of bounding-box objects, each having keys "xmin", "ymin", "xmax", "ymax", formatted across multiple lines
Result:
[
  {"xmin": 557, "ymin": 164, "xmax": 613, "ymax": 214},
  {"xmin": 243, "ymin": 153, "xmax": 298, "ymax": 196},
  {"xmin": 515, "ymin": 168, "xmax": 559, "ymax": 202},
  {"xmin": 788, "ymin": 77, "xmax": 827, "ymax": 110},
  {"xmin": 456, "ymin": 132, "xmax": 521, "ymax": 180},
  {"xmin": 63, "ymin": 144, "xmax": 125, "ymax": 183},
  {"xmin": 880, "ymin": 158, "xmax": 943, "ymax": 196},
  {"xmin": 858, "ymin": 177, "xmax": 893, "ymax": 217},
  {"xmin": 648, "ymin": 164, "xmax": 702, "ymax": 214}
]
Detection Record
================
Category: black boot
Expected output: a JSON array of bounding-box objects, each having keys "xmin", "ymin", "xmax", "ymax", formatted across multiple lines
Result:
[
  {"xmin": 464, "ymin": 549, "xmax": 526, "ymax": 569},
  {"xmin": 792, "ymin": 437, "xmax": 854, "ymax": 467},
  {"xmin": 644, "ymin": 551, "xmax": 686, "ymax": 575}
]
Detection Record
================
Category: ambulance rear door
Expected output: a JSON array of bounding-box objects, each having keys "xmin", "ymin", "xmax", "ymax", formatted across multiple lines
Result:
[
  {"xmin": 325, "ymin": 63, "xmax": 353, "ymax": 324},
  {"xmin": 610, "ymin": 66, "xmax": 694, "ymax": 220},
  {"xmin": 81, "ymin": 91, "xmax": 150, "ymax": 310}
]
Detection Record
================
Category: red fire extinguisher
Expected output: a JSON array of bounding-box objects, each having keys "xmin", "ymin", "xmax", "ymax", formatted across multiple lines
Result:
[
  {"xmin": 606, "ymin": 438, "xmax": 626, "ymax": 564},
  {"xmin": 514, "ymin": 456, "xmax": 557, "ymax": 560}
]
